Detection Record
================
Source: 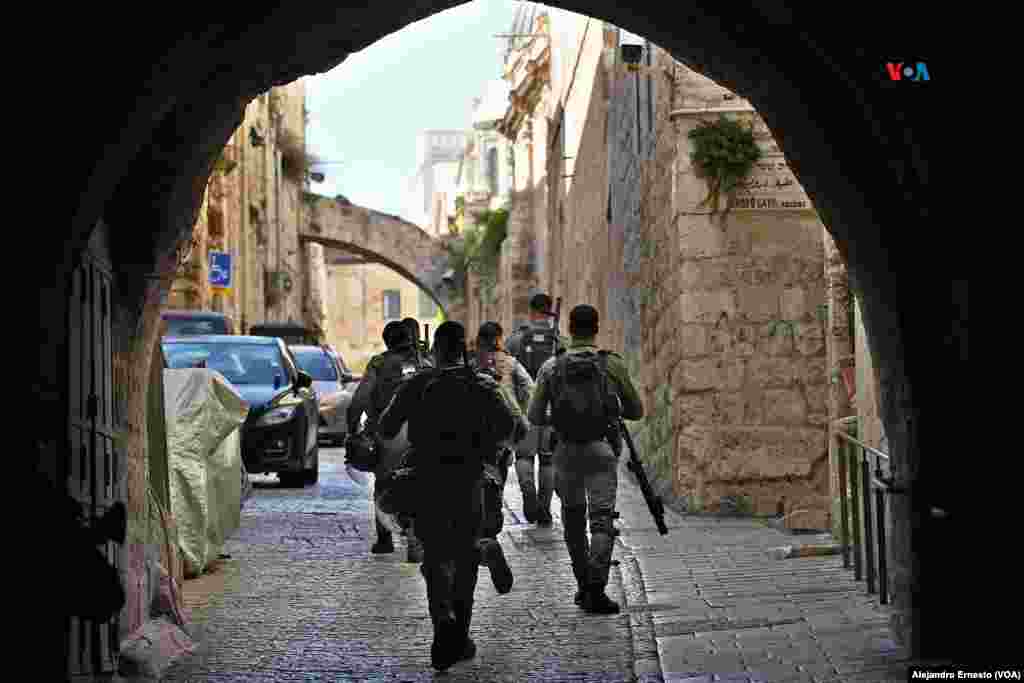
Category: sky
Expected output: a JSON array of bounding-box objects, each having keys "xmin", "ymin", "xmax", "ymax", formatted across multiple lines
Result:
[{"xmin": 303, "ymin": 0, "xmax": 522, "ymax": 223}]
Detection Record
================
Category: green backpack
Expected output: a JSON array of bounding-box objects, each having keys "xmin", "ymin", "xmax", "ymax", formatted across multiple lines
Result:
[{"xmin": 550, "ymin": 350, "xmax": 618, "ymax": 443}]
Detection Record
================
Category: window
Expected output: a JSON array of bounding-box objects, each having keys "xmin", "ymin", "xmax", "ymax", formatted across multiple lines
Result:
[
  {"xmin": 292, "ymin": 348, "xmax": 338, "ymax": 382},
  {"xmin": 383, "ymin": 290, "xmax": 401, "ymax": 320},
  {"xmin": 419, "ymin": 288, "xmax": 438, "ymax": 318},
  {"xmin": 161, "ymin": 342, "xmax": 286, "ymax": 385}
]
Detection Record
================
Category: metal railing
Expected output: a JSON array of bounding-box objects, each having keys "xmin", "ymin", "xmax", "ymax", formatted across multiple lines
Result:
[{"xmin": 833, "ymin": 416, "xmax": 903, "ymax": 605}]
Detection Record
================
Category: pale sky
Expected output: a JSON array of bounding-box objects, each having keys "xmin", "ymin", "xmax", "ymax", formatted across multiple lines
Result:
[{"xmin": 303, "ymin": 0, "xmax": 522, "ymax": 223}]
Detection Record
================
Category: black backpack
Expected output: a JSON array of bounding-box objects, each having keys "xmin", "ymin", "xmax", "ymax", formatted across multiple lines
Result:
[
  {"xmin": 513, "ymin": 324, "xmax": 560, "ymax": 379},
  {"xmin": 415, "ymin": 366, "xmax": 495, "ymax": 460},
  {"xmin": 550, "ymin": 350, "xmax": 619, "ymax": 443},
  {"xmin": 371, "ymin": 347, "xmax": 426, "ymax": 417}
]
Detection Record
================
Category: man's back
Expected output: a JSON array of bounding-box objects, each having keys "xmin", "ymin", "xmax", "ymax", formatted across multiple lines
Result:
[
  {"xmin": 506, "ymin": 322, "xmax": 567, "ymax": 380},
  {"xmin": 381, "ymin": 364, "xmax": 517, "ymax": 469}
]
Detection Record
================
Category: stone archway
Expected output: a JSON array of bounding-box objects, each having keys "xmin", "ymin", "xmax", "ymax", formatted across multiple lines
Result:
[
  {"xmin": 300, "ymin": 195, "xmax": 453, "ymax": 315},
  {"xmin": 40, "ymin": 1, "xmax": 962, "ymax": 667}
]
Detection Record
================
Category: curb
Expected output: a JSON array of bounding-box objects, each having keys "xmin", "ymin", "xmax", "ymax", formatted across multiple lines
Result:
[{"xmin": 768, "ymin": 543, "xmax": 842, "ymax": 559}]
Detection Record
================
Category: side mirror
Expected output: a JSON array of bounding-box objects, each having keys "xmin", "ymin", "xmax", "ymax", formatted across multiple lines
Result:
[{"xmin": 296, "ymin": 370, "xmax": 313, "ymax": 389}]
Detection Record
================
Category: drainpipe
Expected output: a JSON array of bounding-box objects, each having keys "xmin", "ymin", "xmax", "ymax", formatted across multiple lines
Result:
[
  {"xmin": 275, "ymin": 144, "xmax": 282, "ymax": 323},
  {"xmin": 645, "ymin": 39, "xmax": 653, "ymax": 148}
]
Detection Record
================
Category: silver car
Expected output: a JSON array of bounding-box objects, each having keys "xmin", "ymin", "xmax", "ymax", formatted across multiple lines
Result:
[{"xmin": 289, "ymin": 345, "xmax": 360, "ymax": 446}]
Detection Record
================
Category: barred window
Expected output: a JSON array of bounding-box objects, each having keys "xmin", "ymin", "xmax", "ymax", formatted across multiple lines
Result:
[{"xmin": 383, "ymin": 290, "xmax": 401, "ymax": 320}]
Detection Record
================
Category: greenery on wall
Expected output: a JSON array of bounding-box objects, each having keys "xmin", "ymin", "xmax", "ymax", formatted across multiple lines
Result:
[
  {"xmin": 688, "ymin": 115, "xmax": 762, "ymax": 219},
  {"xmin": 443, "ymin": 206, "xmax": 509, "ymax": 304},
  {"xmin": 623, "ymin": 350, "xmax": 676, "ymax": 485}
]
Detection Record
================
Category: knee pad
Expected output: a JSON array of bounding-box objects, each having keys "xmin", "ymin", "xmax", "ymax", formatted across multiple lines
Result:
[{"xmin": 590, "ymin": 510, "xmax": 617, "ymax": 537}]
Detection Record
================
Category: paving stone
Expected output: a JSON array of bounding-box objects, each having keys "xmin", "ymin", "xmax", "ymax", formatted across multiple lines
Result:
[{"xmin": 158, "ymin": 449, "xmax": 908, "ymax": 682}]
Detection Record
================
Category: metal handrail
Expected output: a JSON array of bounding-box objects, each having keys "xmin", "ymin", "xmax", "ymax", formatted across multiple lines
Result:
[
  {"xmin": 834, "ymin": 428, "xmax": 890, "ymax": 462},
  {"xmin": 832, "ymin": 417, "xmax": 900, "ymax": 605}
]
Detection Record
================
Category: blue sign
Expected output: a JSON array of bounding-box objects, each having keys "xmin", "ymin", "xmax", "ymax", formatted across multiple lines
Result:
[{"xmin": 209, "ymin": 251, "xmax": 232, "ymax": 290}]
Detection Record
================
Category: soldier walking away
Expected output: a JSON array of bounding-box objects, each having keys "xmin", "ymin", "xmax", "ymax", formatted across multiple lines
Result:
[
  {"xmin": 377, "ymin": 321, "xmax": 521, "ymax": 672},
  {"xmin": 527, "ymin": 304, "xmax": 644, "ymax": 615},
  {"xmin": 471, "ymin": 321, "xmax": 532, "ymax": 594},
  {"xmin": 346, "ymin": 320, "xmax": 429, "ymax": 562},
  {"xmin": 402, "ymin": 317, "xmax": 432, "ymax": 362},
  {"xmin": 505, "ymin": 293, "xmax": 568, "ymax": 526}
]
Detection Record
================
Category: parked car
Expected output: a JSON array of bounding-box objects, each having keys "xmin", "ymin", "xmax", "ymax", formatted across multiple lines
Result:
[
  {"xmin": 160, "ymin": 310, "xmax": 234, "ymax": 336},
  {"xmin": 247, "ymin": 322, "xmax": 320, "ymax": 346},
  {"xmin": 161, "ymin": 335, "xmax": 320, "ymax": 487},
  {"xmin": 289, "ymin": 345, "xmax": 360, "ymax": 446}
]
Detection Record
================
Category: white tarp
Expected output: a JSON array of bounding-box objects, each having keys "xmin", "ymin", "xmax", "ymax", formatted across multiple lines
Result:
[{"xmin": 164, "ymin": 369, "xmax": 250, "ymax": 577}]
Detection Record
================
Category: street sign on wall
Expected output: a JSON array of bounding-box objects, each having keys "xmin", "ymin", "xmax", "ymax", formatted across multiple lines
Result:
[{"xmin": 209, "ymin": 251, "xmax": 232, "ymax": 293}]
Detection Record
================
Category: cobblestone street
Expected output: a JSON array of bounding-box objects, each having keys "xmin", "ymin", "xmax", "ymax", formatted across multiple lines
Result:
[{"xmin": 160, "ymin": 448, "xmax": 915, "ymax": 682}]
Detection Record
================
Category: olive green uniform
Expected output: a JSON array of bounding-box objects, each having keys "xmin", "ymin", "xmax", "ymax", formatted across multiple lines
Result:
[{"xmin": 527, "ymin": 337, "xmax": 644, "ymax": 596}]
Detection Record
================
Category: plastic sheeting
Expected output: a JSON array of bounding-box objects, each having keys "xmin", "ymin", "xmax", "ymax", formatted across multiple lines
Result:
[{"xmin": 164, "ymin": 369, "xmax": 250, "ymax": 577}]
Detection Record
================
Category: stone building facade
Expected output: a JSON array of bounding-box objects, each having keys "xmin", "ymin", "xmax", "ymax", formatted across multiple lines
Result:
[
  {"xmin": 325, "ymin": 254, "xmax": 442, "ymax": 373},
  {"xmin": 467, "ymin": 6, "xmax": 834, "ymax": 525},
  {"xmin": 164, "ymin": 79, "xmax": 312, "ymax": 334}
]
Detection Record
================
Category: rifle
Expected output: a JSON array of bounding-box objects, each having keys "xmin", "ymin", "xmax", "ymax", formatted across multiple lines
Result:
[
  {"xmin": 551, "ymin": 297, "xmax": 563, "ymax": 348},
  {"xmin": 617, "ymin": 417, "xmax": 669, "ymax": 535}
]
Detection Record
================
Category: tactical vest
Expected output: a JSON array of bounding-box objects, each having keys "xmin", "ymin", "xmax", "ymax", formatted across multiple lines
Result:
[
  {"xmin": 371, "ymin": 346, "xmax": 425, "ymax": 416},
  {"xmin": 513, "ymin": 323, "xmax": 559, "ymax": 380}
]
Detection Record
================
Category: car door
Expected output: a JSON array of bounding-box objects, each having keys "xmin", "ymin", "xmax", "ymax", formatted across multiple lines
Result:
[{"xmin": 281, "ymin": 342, "xmax": 318, "ymax": 451}]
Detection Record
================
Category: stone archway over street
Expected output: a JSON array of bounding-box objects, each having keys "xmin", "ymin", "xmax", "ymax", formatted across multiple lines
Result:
[
  {"xmin": 301, "ymin": 194, "xmax": 454, "ymax": 315},
  {"xmin": 38, "ymin": 2, "xmax": 966, "ymax": 672}
]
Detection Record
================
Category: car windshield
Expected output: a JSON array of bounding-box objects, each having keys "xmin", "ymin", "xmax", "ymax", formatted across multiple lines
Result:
[
  {"xmin": 163, "ymin": 318, "xmax": 229, "ymax": 336},
  {"xmin": 162, "ymin": 342, "xmax": 288, "ymax": 386},
  {"xmin": 292, "ymin": 349, "xmax": 338, "ymax": 381}
]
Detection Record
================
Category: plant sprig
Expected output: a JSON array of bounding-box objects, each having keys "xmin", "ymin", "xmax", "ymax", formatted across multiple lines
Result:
[{"xmin": 688, "ymin": 116, "xmax": 761, "ymax": 220}]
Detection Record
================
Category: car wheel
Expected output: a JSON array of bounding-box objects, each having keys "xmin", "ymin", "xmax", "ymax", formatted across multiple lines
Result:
[
  {"xmin": 279, "ymin": 423, "xmax": 308, "ymax": 488},
  {"xmin": 303, "ymin": 444, "xmax": 319, "ymax": 486}
]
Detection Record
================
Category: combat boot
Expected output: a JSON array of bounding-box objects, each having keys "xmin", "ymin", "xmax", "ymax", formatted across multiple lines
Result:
[
  {"xmin": 581, "ymin": 589, "xmax": 620, "ymax": 615},
  {"xmin": 372, "ymin": 521, "xmax": 394, "ymax": 554},
  {"xmin": 479, "ymin": 539, "xmax": 513, "ymax": 594},
  {"xmin": 406, "ymin": 537, "xmax": 424, "ymax": 563},
  {"xmin": 431, "ymin": 613, "xmax": 460, "ymax": 672},
  {"xmin": 371, "ymin": 538, "xmax": 395, "ymax": 554},
  {"xmin": 459, "ymin": 637, "xmax": 477, "ymax": 661}
]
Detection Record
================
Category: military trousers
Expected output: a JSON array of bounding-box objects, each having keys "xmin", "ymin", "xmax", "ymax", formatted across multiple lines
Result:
[
  {"xmin": 480, "ymin": 447, "xmax": 512, "ymax": 540},
  {"xmin": 552, "ymin": 438, "xmax": 619, "ymax": 591},
  {"xmin": 514, "ymin": 424, "xmax": 555, "ymax": 522},
  {"xmin": 416, "ymin": 471, "xmax": 483, "ymax": 647},
  {"xmin": 372, "ymin": 425, "xmax": 419, "ymax": 549}
]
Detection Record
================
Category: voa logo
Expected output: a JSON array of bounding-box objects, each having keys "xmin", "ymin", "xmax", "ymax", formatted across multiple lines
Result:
[{"xmin": 886, "ymin": 62, "xmax": 930, "ymax": 81}]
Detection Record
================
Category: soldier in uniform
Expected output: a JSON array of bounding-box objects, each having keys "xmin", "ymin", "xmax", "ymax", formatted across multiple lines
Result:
[
  {"xmin": 346, "ymin": 321, "xmax": 428, "ymax": 561},
  {"xmin": 505, "ymin": 293, "xmax": 569, "ymax": 525},
  {"xmin": 402, "ymin": 317, "xmax": 432, "ymax": 361},
  {"xmin": 471, "ymin": 321, "xmax": 533, "ymax": 594},
  {"xmin": 377, "ymin": 321, "xmax": 525, "ymax": 672},
  {"xmin": 527, "ymin": 304, "xmax": 644, "ymax": 614}
]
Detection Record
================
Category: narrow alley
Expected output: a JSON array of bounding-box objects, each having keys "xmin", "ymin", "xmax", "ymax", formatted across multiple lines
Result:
[{"xmin": 158, "ymin": 448, "xmax": 913, "ymax": 682}]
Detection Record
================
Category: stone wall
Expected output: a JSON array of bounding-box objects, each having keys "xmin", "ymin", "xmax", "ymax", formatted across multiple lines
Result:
[
  {"xmin": 660, "ymin": 63, "xmax": 829, "ymax": 520},
  {"xmin": 326, "ymin": 260, "xmax": 441, "ymax": 372},
  {"xmin": 823, "ymin": 227, "xmax": 856, "ymax": 535},
  {"xmin": 165, "ymin": 80, "xmax": 308, "ymax": 332}
]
